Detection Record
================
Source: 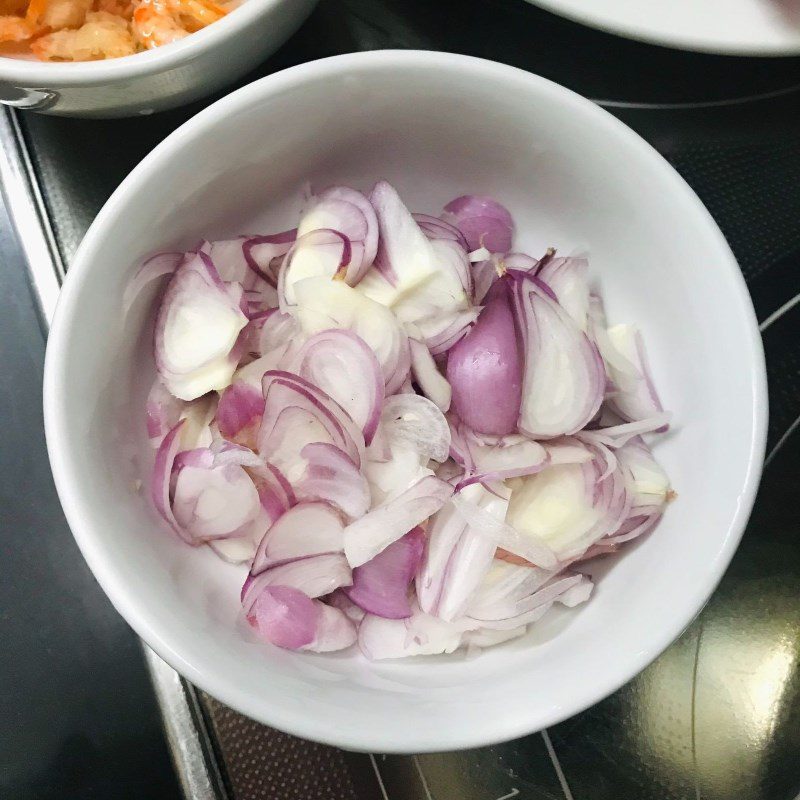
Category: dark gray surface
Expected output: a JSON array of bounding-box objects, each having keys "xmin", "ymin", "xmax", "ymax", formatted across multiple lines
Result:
[{"xmin": 0, "ymin": 202, "xmax": 179, "ymax": 798}]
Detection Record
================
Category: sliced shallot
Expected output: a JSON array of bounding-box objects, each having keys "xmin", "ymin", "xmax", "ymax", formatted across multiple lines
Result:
[
  {"xmin": 369, "ymin": 180, "xmax": 440, "ymax": 290},
  {"xmin": 246, "ymin": 585, "xmax": 356, "ymax": 652},
  {"xmin": 279, "ymin": 228, "xmax": 352, "ymax": 306},
  {"xmin": 154, "ymin": 252, "xmax": 248, "ymax": 401},
  {"xmin": 505, "ymin": 442, "xmax": 629, "ymax": 562},
  {"xmin": 409, "ymin": 338, "xmax": 451, "ymax": 411},
  {"xmin": 151, "ymin": 420, "xmax": 191, "ymax": 543},
  {"xmin": 603, "ymin": 437, "xmax": 671, "ymax": 547},
  {"xmin": 455, "ymin": 424, "xmax": 549, "ymax": 487},
  {"xmin": 292, "ymin": 443, "xmax": 371, "ymax": 521},
  {"xmin": 243, "ymin": 553, "xmax": 352, "ymax": 608},
  {"xmin": 343, "ymin": 475, "xmax": 454, "ymax": 568},
  {"xmin": 441, "ymin": 195, "xmax": 514, "ymax": 253},
  {"xmin": 123, "ymin": 251, "xmax": 183, "ymax": 313},
  {"xmin": 358, "ymin": 603, "xmax": 473, "ymax": 660},
  {"xmin": 251, "ymin": 500, "xmax": 345, "ymax": 574},
  {"xmin": 298, "ymin": 186, "xmax": 378, "ymax": 284},
  {"xmin": 447, "ymin": 277, "xmax": 522, "ymax": 435},
  {"xmin": 450, "ymin": 484, "xmax": 558, "ymax": 570},
  {"xmin": 605, "ymin": 324, "xmax": 666, "ymax": 425},
  {"xmin": 146, "ymin": 378, "xmax": 184, "ymax": 447},
  {"xmin": 293, "ymin": 277, "xmax": 410, "ymax": 394},
  {"xmin": 259, "ymin": 370, "xmax": 365, "ymax": 476},
  {"xmin": 511, "ymin": 271, "xmax": 605, "ymax": 438},
  {"xmin": 216, "ymin": 381, "xmax": 264, "ymax": 448},
  {"xmin": 345, "ymin": 527, "xmax": 425, "ymax": 619},
  {"xmin": 172, "ymin": 456, "xmax": 265, "ymax": 543},
  {"xmin": 535, "ymin": 256, "xmax": 590, "ymax": 331},
  {"xmin": 417, "ymin": 497, "xmax": 496, "ymax": 622},
  {"xmin": 378, "ymin": 394, "xmax": 451, "ymax": 464},
  {"xmin": 412, "ymin": 212, "xmax": 469, "ymax": 250},
  {"xmin": 289, "ymin": 329, "xmax": 384, "ymax": 444}
]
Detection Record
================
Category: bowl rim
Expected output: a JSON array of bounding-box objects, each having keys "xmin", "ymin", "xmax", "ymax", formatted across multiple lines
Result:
[
  {"xmin": 0, "ymin": 0, "xmax": 289, "ymax": 85},
  {"xmin": 43, "ymin": 49, "xmax": 769, "ymax": 752}
]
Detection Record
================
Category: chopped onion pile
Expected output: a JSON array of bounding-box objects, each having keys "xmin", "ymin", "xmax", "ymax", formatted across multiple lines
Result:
[{"xmin": 136, "ymin": 182, "xmax": 673, "ymax": 660}]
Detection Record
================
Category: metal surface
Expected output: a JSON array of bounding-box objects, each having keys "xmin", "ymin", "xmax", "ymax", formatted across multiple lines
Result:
[
  {"xmin": 145, "ymin": 648, "xmax": 229, "ymax": 800},
  {"xmin": 2, "ymin": 1, "xmax": 800, "ymax": 798},
  {"xmin": 0, "ymin": 107, "xmax": 62, "ymax": 326}
]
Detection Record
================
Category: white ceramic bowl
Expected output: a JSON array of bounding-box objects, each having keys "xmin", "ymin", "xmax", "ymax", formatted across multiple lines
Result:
[
  {"xmin": 43, "ymin": 51, "xmax": 767, "ymax": 752},
  {"xmin": 0, "ymin": 0, "xmax": 317, "ymax": 117}
]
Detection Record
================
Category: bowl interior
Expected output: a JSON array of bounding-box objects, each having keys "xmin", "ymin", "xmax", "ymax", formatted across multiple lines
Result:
[{"xmin": 45, "ymin": 52, "xmax": 765, "ymax": 752}]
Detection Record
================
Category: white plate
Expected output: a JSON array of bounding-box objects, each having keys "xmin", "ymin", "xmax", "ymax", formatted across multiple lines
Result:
[{"xmin": 526, "ymin": 0, "xmax": 800, "ymax": 55}]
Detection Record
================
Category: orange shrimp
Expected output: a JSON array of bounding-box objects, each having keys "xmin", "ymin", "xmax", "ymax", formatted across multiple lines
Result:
[
  {"xmin": 131, "ymin": 0, "xmax": 187, "ymax": 48},
  {"xmin": 27, "ymin": 0, "xmax": 92, "ymax": 31},
  {"xmin": 131, "ymin": 0, "xmax": 224, "ymax": 48},
  {"xmin": 167, "ymin": 0, "xmax": 225, "ymax": 31},
  {"xmin": 0, "ymin": 15, "xmax": 37, "ymax": 42},
  {"xmin": 31, "ymin": 10, "xmax": 135, "ymax": 59},
  {"xmin": 24, "ymin": 0, "xmax": 47, "ymax": 23}
]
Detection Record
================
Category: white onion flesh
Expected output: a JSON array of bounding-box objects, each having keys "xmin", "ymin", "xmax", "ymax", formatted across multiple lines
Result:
[
  {"xmin": 251, "ymin": 501, "xmax": 345, "ymax": 574},
  {"xmin": 155, "ymin": 252, "xmax": 248, "ymax": 401},
  {"xmin": 343, "ymin": 475, "xmax": 454, "ymax": 568},
  {"xmin": 417, "ymin": 498, "xmax": 496, "ymax": 622},
  {"xmin": 409, "ymin": 339, "xmax": 451, "ymax": 411},
  {"xmin": 378, "ymin": 394, "xmax": 451, "ymax": 464},
  {"xmin": 292, "ymin": 277, "xmax": 410, "ymax": 393},
  {"xmin": 536, "ymin": 256, "xmax": 590, "ymax": 331},
  {"xmin": 513, "ymin": 272, "xmax": 605, "ymax": 438},
  {"xmin": 364, "ymin": 443, "xmax": 433, "ymax": 506}
]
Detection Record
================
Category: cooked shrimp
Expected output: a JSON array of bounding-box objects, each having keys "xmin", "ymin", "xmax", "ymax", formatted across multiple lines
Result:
[
  {"xmin": 167, "ymin": 0, "xmax": 225, "ymax": 31},
  {"xmin": 26, "ymin": 0, "xmax": 92, "ymax": 30},
  {"xmin": 131, "ymin": 0, "xmax": 187, "ymax": 49},
  {"xmin": 0, "ymin": 15, "xmax": 37, "ymax": 42},
  {"xmin": 31, "ymin": 10, "xmax": 136, "ymax": 59},
  {"xmin": 4, "ymin": 0, "xmax": 226, "ymax": 59},
  {"xmin": 131, "ymin": 0, "xmax": 224, "ymax": 48}
]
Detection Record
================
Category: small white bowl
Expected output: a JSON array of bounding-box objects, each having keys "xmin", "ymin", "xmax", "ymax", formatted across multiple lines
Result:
[
  {"xmin": 0, "ymin": 0, "xmax": 318, "ymax": 117},
  {"xmin": 43, "ymin": 51, "xmax": 767, "ymax": 752}
]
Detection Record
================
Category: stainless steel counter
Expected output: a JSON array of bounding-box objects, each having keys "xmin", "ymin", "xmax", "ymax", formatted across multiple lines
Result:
[{"xmin": 1, "ymin": 1, "xmax": 799, "ymax": 798}]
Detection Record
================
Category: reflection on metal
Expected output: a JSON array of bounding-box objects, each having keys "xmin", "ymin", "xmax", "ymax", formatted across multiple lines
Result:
[
  {"xmin": 0, "ymin": 108, "xmax": 62, "ymax": 326},
  {"xmin": 694, "ymin": 580, "xmax": 800, "ymax": 800},
  {"xmin": 765, "ymin": 412, "xmax": 800, "ymax": 468},
  {"xmin": 144, "ymin": 647, "xmax": 229, "ymax": 800},
  {"xmin": 594, "ymin": 81, "xmax": 800, "ymax": 111},
  {"xmin": 412, "ymin": 755, "xmax": 434, "ymax": 800},
  {"xmin": 0, "ymin": 87, "xmax": 58, "ymax": 111},
  {"xmin": 625, "ymin": 622, "xmax": 700, "ymax": 796},
  {"xmin": 369, "ymin": 754, "xmax": 391, "ymax": 800},
  {"xmin": 758, "ymin": 291, "xmax": 800, "ymax": 333},
  {"xmin": 541, "ymin": 729, "xmax": 574, "ymax": 800},
  {"xmin": 748, "ymin": 644, "xmax": 795, "ymax": 738}
]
